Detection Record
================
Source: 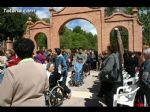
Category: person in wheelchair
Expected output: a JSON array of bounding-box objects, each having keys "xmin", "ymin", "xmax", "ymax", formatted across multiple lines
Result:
[
  {"xmin": 46, "ymin": 62, "xmax": 61, "ymax": 89},
  {"xmin": 73, "ymin": 57, "xmax": 84, "ymax": 86},
  {"xmin": 45, "ymin": 62, "xmax": 63, "ymax": 106}
]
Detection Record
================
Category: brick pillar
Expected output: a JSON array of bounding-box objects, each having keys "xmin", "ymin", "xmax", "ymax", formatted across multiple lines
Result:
[
  {"xmin": 132, "ymin": 7, "xmax": 142, "ymax": 52},
  {"xmin": 2, "ymin": 40, "xmax": 5, "ymax": 52},
  {"xmin": 99, "ymin": 7, "xmax": 105, "ymax": 54},
  {"xmin": 49, "ymin": 7, "xmax": 57, "ymax": 51},
  {"xmin": 24, "ymin": 17, "xmax": 34, "ymax": 38},
  {"xmin": 6, "ymin": 37, "xmax": 13, "ymax": 50}
]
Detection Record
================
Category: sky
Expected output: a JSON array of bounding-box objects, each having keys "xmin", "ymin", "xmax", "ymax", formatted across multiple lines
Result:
[{"xmin": 11, "ymin": 7, "xmax": 97, "ymax": 35}]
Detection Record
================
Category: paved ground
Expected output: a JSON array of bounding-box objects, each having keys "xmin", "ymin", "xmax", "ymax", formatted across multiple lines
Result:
[{"xmin": 61, "ymin": 70, "xmax": 104, "ymax": 107}]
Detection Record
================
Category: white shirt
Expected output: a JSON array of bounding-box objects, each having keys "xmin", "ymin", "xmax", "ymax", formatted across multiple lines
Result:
[{"xmin": 42, "ymin": 63, "xmax": 53, "ymax": 79}]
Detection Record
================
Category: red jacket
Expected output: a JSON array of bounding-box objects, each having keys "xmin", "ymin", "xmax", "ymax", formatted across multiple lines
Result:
[
  {"xmin": 7, "ymin": 55, "xmax": 20, "ymax": 67},
  {"xmin": 39, "ymin": 53, "xmax": 44, "ymax": 63}
]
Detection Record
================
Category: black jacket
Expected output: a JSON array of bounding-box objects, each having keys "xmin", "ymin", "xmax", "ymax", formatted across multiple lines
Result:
[
  {"xmin": 100, "ymin": 53, "xmax": 122, "ymax": 83},
  {"xmin": 49, "ymin": 70, "xmax": 61, "ymax": 88},
  {"xmin": 138, "ymin": 59, "xmax": 150, "ymax": 92}
]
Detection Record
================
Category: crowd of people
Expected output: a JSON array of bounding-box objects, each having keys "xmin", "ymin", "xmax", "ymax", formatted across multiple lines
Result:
[
  {"xmin": 0, "ymin": 38, "xmax": 100, "ymax": 106},
  {"xmin": 0, "ymin": 37, "xmax": 150, "ymax": 107},
  {"xmin": 32, "ymin": 48, "xmax": 98, "ymax": 71},
  {"xmin": 0, "ymin": 38, "xmax": 49, "ymax": 106},
  {"xmin": 97, "ymin": 44, "xmax": 150, "ymax": 107}
]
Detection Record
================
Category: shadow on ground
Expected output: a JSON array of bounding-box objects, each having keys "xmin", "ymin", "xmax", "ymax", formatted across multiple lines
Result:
[
  {"xmin": 84, "ymin": 74, "xmax": 103, "ymax": 107},
  {"xmin": 84, "ymin": 98, "xmax": 102, "ymax": 107}
]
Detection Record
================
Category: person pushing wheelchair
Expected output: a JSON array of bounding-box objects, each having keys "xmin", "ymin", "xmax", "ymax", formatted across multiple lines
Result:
[{"xmin": 73, "ymin": 57, "xmax": 84, "ymax": 86}]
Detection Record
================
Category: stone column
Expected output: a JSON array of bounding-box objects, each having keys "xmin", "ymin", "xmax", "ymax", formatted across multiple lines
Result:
[
  {"xmin": 101, "ymin": 7, "xmax": 105, "ymax": 54},
  {"xmin": 48, "ymin": 7, "xmax": 56, "ymax": 50},
  {"xmin": 6, "ymin": 37, "xmax": 13, "ymax": 50},
  {"xmin": 24, "ymin": 17, "xmax": 34, "ymax": 38},
  {"xmin": 49, "ymin": 7, "xmax": 56, "ymax": 26},
  {"xmin": 131, "ymin": 7, "xmax": 142, "ymax": 52},
  {"xmin": 2, "ymin": 40, "xmax": 5, "ymax": 52}
]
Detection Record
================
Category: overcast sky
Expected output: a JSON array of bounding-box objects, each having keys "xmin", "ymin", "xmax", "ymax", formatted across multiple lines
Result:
[{"xmin": 11, "ymin": 7, "xmax": 97, "ymax": 35}]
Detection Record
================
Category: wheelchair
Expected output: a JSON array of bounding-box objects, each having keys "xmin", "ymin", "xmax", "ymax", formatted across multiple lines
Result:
[
  {"xmin": 68, "ymin": 70, "xmax": 84, "ymax": 87},
  {"xmin": 45, "ymin": 79, "xmax": 64, "ymax": 107}
]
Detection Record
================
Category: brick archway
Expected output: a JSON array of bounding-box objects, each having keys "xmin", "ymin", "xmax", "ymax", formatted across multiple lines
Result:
[
  {"xmin": 34, "ymin": 32, "xmax": 48, "ymax": 50},
  {"xmin": 50, "ymin": 7, "xmax": 103, "ymax": 52},
  {"xmin": 110, "ymin": 26, "xmax": 129, "ymax": 49},
  {"xmin": 103, "ymin": 11, "xmax": 142, "ymax": 52},
  {"xmin": 58, "ymin": 18, "xmax": 98, "ymax": 49},
  {"xmin": 24, "ymin": 7, "xmax": 143, "ymax": 53},
  {"xmin": 24, "ymin": 19, "xmax": 50, "ymax": 52}
]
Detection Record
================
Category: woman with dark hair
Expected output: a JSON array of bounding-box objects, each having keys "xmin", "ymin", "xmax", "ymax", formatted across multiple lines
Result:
[
  {"xmin": 124, "ymin": 51, "xmax": 138, "ymax": 77},
  {"xmin": 134, "ymin": 51, "xmax": 145, "ymax": 75},
  {"xmin": 35, "ymin": 50, "xmax": 42, "ymax": 63},
  {"xmin": 0, "ymin": 38, "xmax": 49, "ymax": 106},
  {"xmin": 85, "ymin": 51, "xmax": 92, "ymax": 75}
]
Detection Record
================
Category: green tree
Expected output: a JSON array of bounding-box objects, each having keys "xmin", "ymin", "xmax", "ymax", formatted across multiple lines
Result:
[
  {"xmin": 105, "ymin": 7, "xmax": 132, "ymax": 17},
  {"xmin": 60, "ymin": 26, "xmax": 73, "ymax": 49},
  {"xmin": 137, "ymin": 7, "xmax": 150, "ymax": 46},
  {"xmin": 110, "ymin": 27, "xmax": 128, "ymax": 50},
  {"xmin": 35, "ymin": 33, "xmax": 47, "ymax": 49},
  {"xmin": 42, "ymin": 18, "xmax": 50, "ymax": 23},
  {"xmin": 73, "ymin": 26, "xmax": 83, "ymax": 34},
  {"xmin": 105, "ymin": 7, "xmax": 150, "ymax": 49},
  {"xmin": 60, "ymin": 25, "xmax": 98, "ymax": 51},
  {"xmin": 0, "ymin": 7, "xmax": 39, "ymax": 41}
]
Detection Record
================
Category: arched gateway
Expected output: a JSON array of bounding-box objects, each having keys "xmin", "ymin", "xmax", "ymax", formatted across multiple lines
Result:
[{"xmin": 24, "ymin": 7, "xmax": 142, "ymax": 53}]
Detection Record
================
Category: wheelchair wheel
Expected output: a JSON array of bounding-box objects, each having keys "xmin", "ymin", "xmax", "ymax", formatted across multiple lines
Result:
[
  {"xmin": 44, "ymin": 91, "xmax": 51, "ymax": 107},
  {"xmin": 68, "ymin": 80, "xmax": 75, "ymax": 87},
  {"xmin": 49, "ymin": 86, "xmax": 64, "ymax": 107}
]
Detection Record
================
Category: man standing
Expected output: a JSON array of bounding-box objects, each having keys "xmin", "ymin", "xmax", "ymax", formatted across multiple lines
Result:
[
  {"xmin": 0, "ymin": 38, "xmax": 49, "ymax": 106},
  {"xmin": 138, "ymin": 47, "xmax": 150, "ymax": 106},
  {"xmin": 54, "ymin": 48, "xmax": 71, "ymax": 98}
]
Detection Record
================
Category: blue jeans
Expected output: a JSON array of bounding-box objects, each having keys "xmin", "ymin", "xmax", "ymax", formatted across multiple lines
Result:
[{"xmin": 75, "ymin": 72, "xmax": 80, "ymax": 82}]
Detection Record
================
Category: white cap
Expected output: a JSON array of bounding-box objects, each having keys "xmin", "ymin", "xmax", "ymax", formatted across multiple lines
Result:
[
  {"xmin": 143, "ymin": 48, "xmax": 150, "ymax": 56},
  {"xmin": 114, "ymin": 28, "xmax": 119, "ymax": 31}
]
